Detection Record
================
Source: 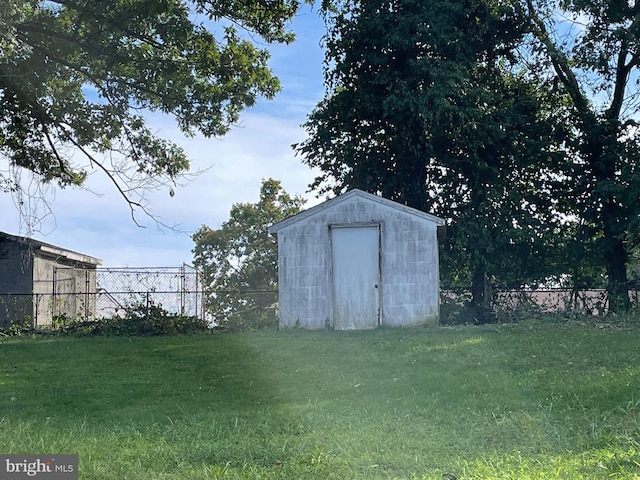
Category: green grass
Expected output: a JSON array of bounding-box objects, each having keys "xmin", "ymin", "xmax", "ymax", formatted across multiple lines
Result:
[{"xmin": 1, "ymin": 322, "xmax": 639, "ymax": 479}]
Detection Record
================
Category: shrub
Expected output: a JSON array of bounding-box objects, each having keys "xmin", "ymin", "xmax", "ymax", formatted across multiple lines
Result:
[
  {"xmin": 0, "ymin": 317, "xmax": 35, "ymax": 337},
  {"xmin": 215, "ymin": 309, "xmax": 278, "ymax": 333},
  {"xmin": 57, "ymin": 300, "xmax": 210, "ymax": 336}
]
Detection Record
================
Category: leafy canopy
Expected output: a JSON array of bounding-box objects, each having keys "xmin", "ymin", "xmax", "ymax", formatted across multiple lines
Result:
[
  {"xmin": 0, "ymin": 0, "xmax": 301, "ymax": 215},
  {"xmin": 192, "ymin": 178, "xmax": 304, "ymax": 329},
  {"xmin": 297, "ymin": 0, "xmax": 568, "ymax": 312},
  {"xmin": 299, "ymin": 0, "xmax": 640, "ymax": 313},
  {"xmin": 519, "ymin": 0, "xmax": 640, "ymax": 310}
]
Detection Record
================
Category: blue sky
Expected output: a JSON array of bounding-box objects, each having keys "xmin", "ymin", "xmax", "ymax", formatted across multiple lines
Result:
[{"xmin": 0, "ymin": 4, "xmax": 327, "ymax": 267}]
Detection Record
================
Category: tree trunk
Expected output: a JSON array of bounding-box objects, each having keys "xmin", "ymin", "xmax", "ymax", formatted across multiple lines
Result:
[
  {"xmin": 604, "ymin": 233, "xmax": 630, "ymax": 313},
  {"xmin": 471, "ymin": 265, "xmax": 494, "ymax": 323},
  {"xmin": 585, "ymin": 122, "xmax": 630, "ymax": 313}
]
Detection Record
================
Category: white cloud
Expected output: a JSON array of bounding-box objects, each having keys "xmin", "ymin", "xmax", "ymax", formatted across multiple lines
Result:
[
  {"xmin": 0, "ymin": 6, "xmax": 326, "ymax": 267},
  {"xmin": 0, "ymin": 110, "xmax": 322, "ymax": 266}
]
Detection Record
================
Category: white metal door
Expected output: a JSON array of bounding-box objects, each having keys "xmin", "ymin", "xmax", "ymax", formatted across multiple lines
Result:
[{"xmin": 331, "ymin": 225, "xmax": 380, "ymax": 330}]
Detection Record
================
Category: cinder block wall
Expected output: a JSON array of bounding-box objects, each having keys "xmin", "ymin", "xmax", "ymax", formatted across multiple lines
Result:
[
  {"xmin": 277, "ymin": 223, "xmax": 331, "ymax": 329},
  {"xmin": 276, "ymin": 196, "xmax": 440, "ymax": 329},
  {"xmin": 380, "ymin": 219, "xmax": 439, "ymax": 326}
]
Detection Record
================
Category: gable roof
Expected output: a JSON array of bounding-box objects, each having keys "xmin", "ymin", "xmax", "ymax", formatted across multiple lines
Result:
[
  {"xmin": 0, "ymin": 231, "xmax": 102, "ymax": 266},
  {"xmin": 268, "ymin": 188, "xmax": 444, "ymax": 234}
]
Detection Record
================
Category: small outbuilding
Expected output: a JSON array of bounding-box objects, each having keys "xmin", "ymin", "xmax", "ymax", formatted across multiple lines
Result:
[
  {"xmin": 0, "ymin": 231, "xmax": 102, "ymax": 327},
  {"xmin": 268, "ymin": 189, "xmax": 445, "ymax": 330}
]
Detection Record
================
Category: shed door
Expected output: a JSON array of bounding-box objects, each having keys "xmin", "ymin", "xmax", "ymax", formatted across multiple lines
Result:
[{"xmin": 331, "ymin": 225, "xmax": 380, "ymax": 330}]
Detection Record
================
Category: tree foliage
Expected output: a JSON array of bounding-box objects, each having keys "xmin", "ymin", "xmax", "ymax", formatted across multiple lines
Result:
[
  {"xmin": 299, "ymin": 0, "xmax": 640, "ymax": 314},
  {"xmin": 519, "ymin": 0, "xmax": 640, "ymax": 310},
  {"xmin": 0, "ymin": 0, "xmax": 301, "ymax": 219},
  {"xmin": 192, "ymin": 179, "xmax": 304, "ymax": 329},
  {"xmin": 296, "ymin": 0, "xmax": 569, "ymax": 318}
]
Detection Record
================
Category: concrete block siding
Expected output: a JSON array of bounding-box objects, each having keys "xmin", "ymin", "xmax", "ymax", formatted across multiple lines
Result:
[
  {"xmin": 269, "ymin": 189, "xmax": 444, "ymax": 330},
  {"xmin": 0, "ymin": 232, "xmax": 101, "ymax": 327}
]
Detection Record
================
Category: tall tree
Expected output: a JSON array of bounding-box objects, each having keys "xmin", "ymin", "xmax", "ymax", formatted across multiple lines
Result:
[
  {"xmin": 296, "ymin": 0, "xmax": 567, "ymax": 318},
  {"xmin": 192, "ymin": 179, "xmax": 304, "ymax": 328},
  {"xmin": 0, "ymin": 0, "xmax": 301, "ymax": 220},
  {"xmin": 518, "ymin": 0, "xmax": 640, "ymax": 311}
]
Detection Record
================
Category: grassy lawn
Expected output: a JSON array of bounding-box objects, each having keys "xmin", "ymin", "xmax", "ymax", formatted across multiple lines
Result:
[{"xmin": 1, "ymin": 322, "xmax": 639, "ymax": 479}]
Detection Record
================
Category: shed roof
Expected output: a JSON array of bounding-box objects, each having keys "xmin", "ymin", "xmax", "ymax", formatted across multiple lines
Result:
[
  {"xmin": 268, "ymin": 188, "xmax": 445, "ymax": 234},
  {"xmin": 0, "ymin": 231, "xmax": 102, "ymax": 267}
]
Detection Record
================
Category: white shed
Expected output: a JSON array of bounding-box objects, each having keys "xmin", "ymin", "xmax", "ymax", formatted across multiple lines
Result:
[{"xmin": 268, "ymin": 189, "xmax": 445, "ymax": 330}]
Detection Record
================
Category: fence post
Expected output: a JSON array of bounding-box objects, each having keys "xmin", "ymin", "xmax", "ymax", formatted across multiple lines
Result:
[
  {"xmin": 146, "ymin": 291, "xmax": 150, "ymax": 322},
  {"xmin": 196, "ymin": 268, "xmax": 202, "ymax": 321},
  {"xmin": 85, "ymin": 269, "xmax": 90, "ymax": 320},
  {"xmin": 180, "ymin": 263, "xmax": 186, "ymax": 316},
  {"xmin": 52, "ymin": 266, "xmax": 57, "ymax": 323},
  {"xmin": 32, "ymin": 293, "xmax": 37, "ymax": 328}
]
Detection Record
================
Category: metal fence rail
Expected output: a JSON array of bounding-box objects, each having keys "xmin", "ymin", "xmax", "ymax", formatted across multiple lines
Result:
[
  {"xmin": 3, "ymin": 281, "xmax": 640, "ymax": 328},
  {"xmin": 443, "ymin": 288, "xmax": 640, "ymax": 319},
  {"xmin": 0, "ymin": 264, "xmax": 206, "ymax": 327},
  {"xmin": 493, "ymin": 289, "xmax": 609, "ymax": 316},
  {"xmin": 0, "ymin": 291, "xmax": 207, "ymax": 328},
  {"xmin": 95, "ymin": 265, "xmax": 205, "ymax": 320}
]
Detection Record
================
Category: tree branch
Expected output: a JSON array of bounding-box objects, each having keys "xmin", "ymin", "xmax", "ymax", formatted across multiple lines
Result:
[
  {"xmin": 24, "ymin": 42, "xmax": 166, "ymax": 106},
  {"xmin": 607, "ymin": 35, "xmax": 634, "ymax": 121},
  {"xmin": 63, "ymin": 135, "xmax": 175, "ymax": 229},
  {"xmin": 42, "ymin": 126, "xmax": 73, "ymax": 181},
  {"xmin": 524, "ymin": 0, "xmax": 595, "ymax": 124}
]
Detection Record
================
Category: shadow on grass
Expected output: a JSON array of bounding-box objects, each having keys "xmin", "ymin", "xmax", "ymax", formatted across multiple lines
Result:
[
  {"xmin": 1, "ymin": 325, "xmax": 639, "ymax": 479},
  {"xmin": 0, "ymin": 334, "xmax": 338, "ymax": 473}
]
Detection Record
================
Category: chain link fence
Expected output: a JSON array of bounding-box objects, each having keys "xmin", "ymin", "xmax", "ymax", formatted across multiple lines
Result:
[
  {"xmin": 441, "ymin": 288, "xmax": 640, "ymax": 323},
  {"xmin": 5, "ymin": 269, "xmax": 640, "ymax": 328},
  {"xmin": 95, "ymin": 265, "xmax": 205, "ymax": 320},
  {"xmin": 0, "ymin": 265, "xmax": 206, "ymax": 327},
  {"xmin": 494, "ymin": 289, "xmax": 609, "ymax": 316}
]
